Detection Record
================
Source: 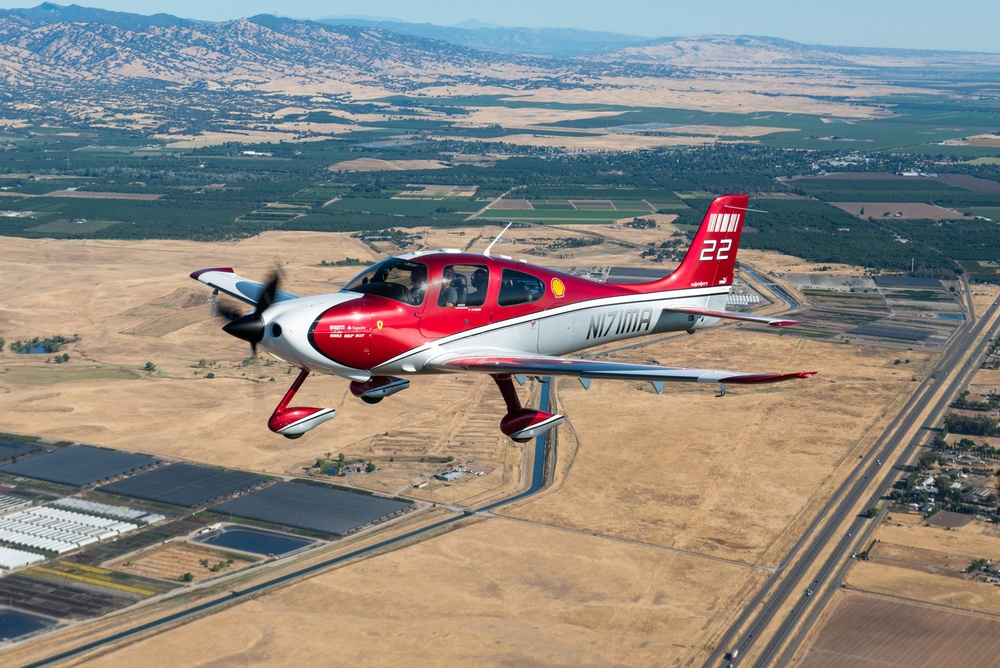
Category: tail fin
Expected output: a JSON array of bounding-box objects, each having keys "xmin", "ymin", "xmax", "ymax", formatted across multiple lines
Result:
[{"xmin": 630, "ymin": 194, "xmax": 749, "ymax": 293}]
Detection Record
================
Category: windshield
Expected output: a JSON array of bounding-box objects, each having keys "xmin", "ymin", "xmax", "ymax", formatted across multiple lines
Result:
[{"xmin": 343, "ymin": 258, "xmax": 429, "ymax": 305}]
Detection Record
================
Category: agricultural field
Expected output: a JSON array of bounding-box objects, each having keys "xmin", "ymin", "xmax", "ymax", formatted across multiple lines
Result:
[
  {"xmin": 799, "ymin": 594, "xmax": 1000, "ymax": 667},
  {"xmin": 1, "ymin": 114, "xmax": 999, "ymax": 281},
  {"xmin": 109, "ymin": 543, "xmax": 258, "ymax": 583}
]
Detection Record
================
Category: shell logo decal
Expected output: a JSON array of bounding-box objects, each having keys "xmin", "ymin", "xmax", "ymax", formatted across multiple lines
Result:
[
  {"xmin": 551, "ymin": 278, "xmax": 566, "ymax": 298},
  {"xmin": 376, "ymin": 320, "xmax": 383, "ymax": 330}
]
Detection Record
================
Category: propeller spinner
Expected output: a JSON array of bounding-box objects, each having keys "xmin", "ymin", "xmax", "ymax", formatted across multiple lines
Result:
[{"xmin": 221, "ymin": 270, "xmax": 280, "ymax": 355}]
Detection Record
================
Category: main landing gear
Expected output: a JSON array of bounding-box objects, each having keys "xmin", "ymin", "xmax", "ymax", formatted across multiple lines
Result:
[
  {"xmin": 492, "ymin": 374, "xmax": 564, "ymax": 443},
  {"xmin": 267, "ymin": 370, "xmax": 561, "ymax": 442},
  {"xmin": 267, "ymin": 369, "xmax": 336, "ymax": 439}
]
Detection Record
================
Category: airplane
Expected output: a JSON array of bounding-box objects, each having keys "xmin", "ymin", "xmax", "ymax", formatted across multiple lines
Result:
[{"xmin": 191, "ymin": 194, "xmax": 814, "ymax": 442}]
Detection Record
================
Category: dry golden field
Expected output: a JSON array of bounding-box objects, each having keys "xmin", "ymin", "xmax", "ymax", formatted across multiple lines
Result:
[
  {"xmin": 76, "ymin": 519, "xmax": 769, "ymax": 667},
  {"xmin": 0, "ymin": 230, "xmax": 950, "ymax": 665}
]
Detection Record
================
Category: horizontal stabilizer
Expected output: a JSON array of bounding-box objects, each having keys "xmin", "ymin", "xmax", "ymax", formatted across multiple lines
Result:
[{"xmin": 662, "ymin": 306, "xmax": 801, "ymax": 327}]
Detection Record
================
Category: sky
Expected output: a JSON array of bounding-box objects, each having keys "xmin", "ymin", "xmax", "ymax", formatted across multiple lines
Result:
[{"xmin": 0, "ymin": 0, "xmax": 995, "ymax": 53}]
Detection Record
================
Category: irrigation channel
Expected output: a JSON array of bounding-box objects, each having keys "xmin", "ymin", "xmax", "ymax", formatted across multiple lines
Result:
[{"xmin": 25, "ymin": 379, "xmax": 556, "ymax": 667}]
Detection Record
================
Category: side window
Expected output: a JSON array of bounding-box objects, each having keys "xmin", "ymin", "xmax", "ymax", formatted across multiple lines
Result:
[
  {"xmin": 438, "ymin": 264, "xmax": 489, "ymax": 307},
  {"xmin": 498, "ymin": 269, "xmax": 544, "ymax": 307}
]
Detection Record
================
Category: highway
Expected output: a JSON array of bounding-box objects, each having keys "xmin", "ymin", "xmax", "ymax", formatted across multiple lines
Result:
[
  {"xmin": 708, "ymin": 288, "xmax": 1000, "ymax": 666},
  {"xmin": 23, "ymin": 379, "xmax": 557, "ymax": 667}
]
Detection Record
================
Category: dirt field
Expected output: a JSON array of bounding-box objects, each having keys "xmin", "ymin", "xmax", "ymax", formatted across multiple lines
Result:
[
  {"xmin": 503, "ymin": 332, "xmax": 931, "ymax": 566},
  {"xmin": 798, "ymin": 593, "xmax": 1000, "ymax": 667},
  {"xmin": 76, "ymin": 519, "xmax": 768, "ymax": 667},
  {"xmin": 0, "ymin": 229, "xmax": 940, "ymax": 664},
  {"xmin": 936, "ymin": 174, "xmax": 1000, "ymax": 192},
  {"xmin": 830, "ymin": 202, "xmax": 966, "ymax": 220},
  {"xmin": 397, "ymin": 184, "xmax": 478, "ymax": 198},
  {"xmin": 941, "ymin": 133, "xmax": 1000, "ymax": 148},
  {"xmin": 842, "ymin": 515, "xmax": 1000, "ymax": 614},
  {"xmin": 107, "ymin": 543, "xmax": 257, "ymax": 583},
  {"xmin": 488, "ymin": 199, "xmax": 534, "ymax": 210}
]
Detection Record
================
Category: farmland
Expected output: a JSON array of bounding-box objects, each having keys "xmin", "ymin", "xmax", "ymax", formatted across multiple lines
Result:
[{"xmin": 1, "ymin": 122, "xmax": 999, "ymax": 279}]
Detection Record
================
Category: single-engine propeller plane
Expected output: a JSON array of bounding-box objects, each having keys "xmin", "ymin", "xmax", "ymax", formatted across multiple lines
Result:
[{"xmin": 192, "ymin": 194, "xmax": 814, "ymax": 442}]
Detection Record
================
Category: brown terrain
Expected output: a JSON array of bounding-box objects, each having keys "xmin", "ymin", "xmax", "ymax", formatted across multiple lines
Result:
[{"xmin": 0, "ymin": 223, "xmax": 955, "ymax": 666}]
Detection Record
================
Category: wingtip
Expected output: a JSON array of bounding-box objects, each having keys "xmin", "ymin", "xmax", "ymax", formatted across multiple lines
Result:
[
  {"xmin": 768, "ymin": 320, "xmax": 803, "ymax": 327},
  {"xmin": 723, "ymin": 370, "xmax": 817, "ymax": 384},
  {"xmin": 190, "ymin": 267, "xmax": 235, "ymax": 281}
]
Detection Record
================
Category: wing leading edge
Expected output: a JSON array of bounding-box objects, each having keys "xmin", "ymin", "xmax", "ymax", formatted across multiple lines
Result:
[
  {"xmin": 429, "ymin": 355, "xmax": 815, "ymax": 386},
  {"xmin": 190, "ymin": 268, "xmax": 300, "ymax": 307}
]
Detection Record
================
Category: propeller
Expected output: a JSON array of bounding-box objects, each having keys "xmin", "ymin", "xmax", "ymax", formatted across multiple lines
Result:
[{"xmin": 221, "ymin": 270, "xmax": 281, "ymax": 356}]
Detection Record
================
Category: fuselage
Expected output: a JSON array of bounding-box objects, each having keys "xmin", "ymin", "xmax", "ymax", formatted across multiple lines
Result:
[{"xmin": 257, "ymin": 251, "xmax": 728, "ymax": 381}]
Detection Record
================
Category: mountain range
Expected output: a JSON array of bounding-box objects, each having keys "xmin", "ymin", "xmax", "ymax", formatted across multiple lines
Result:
[{"xmin": 2, "ymin": 3, "xmax": 998, "ymax": 127}]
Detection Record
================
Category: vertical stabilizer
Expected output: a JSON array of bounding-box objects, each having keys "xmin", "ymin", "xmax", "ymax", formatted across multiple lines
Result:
[{"xmin": 628, "ymin": 194, "xmax": 749, "ymax": 293}]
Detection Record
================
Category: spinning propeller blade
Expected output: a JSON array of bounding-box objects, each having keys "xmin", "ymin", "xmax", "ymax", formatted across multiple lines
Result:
[{"xmin": 221, "ymin": 270, "xmax": 281, "ymax": 356}]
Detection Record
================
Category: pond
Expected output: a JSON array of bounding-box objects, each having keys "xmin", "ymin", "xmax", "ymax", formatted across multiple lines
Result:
[
  {"xmin": 0, "ymin": 608, "xmax": 57, "ymax": 640},
  {"xmin": 17, "ymin": 343, "xmax": 47, "ymax": 354},
  {"xmin": 194, "ymin": 525, "xmax": 314, "ymax": 556}
]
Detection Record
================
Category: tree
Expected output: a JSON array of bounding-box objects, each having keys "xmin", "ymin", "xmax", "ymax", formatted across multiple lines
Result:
[
  {"xmin": 61, "ymin": 353, "xmax": 69, "ymax": 363},
  {"xmin": 144, "ymin": 361, "xmax": 156, "ymax": 372},
  {"xmin": 181, "ymin": 572, "xmax": 194, "ymax": 582},
  {"xmin": 365, "ymin": 461, "xmax": 376, "ymax": 473},
  {"xmin": 866, "ymin": 507, "xmax": 879, "ymax": 518}
]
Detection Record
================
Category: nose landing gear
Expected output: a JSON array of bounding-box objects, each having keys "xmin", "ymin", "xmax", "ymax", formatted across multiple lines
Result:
[{"xmin": 267, "ymin": 369, "xmax": 337, "ymax": 439}]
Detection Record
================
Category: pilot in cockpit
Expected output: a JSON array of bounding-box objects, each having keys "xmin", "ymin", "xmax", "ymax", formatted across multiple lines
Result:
[{"xmin": 439, "ymin": 266, "xmax": 458, "ymax": 307}]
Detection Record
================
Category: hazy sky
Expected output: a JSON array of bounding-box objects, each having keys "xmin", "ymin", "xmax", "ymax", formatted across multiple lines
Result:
[{"xmin": 0, "ymin": 0, "xmax": 995, "ymax": 53}]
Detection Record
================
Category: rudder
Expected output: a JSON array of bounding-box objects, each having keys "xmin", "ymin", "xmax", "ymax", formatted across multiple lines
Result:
[{"xmin": 631, "ymin": 194, "xmax": 749, "ymax": 293}]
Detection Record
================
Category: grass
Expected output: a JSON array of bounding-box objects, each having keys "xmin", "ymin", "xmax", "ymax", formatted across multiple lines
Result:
[
  {"xmin": 0, "ymin": 365, "xmax": 142, "ymax": 385},
  {"xmin": 478, "ymin": 209, "xmax": 634, "ymax": 223}
]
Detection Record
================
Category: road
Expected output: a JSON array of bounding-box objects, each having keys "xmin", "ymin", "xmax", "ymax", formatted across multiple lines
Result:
[{"xmin": 708, "ymin": 289, "xmax": 1000, "ymax": 666}]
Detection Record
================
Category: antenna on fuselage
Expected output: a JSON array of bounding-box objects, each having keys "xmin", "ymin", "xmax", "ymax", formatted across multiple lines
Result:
[{"xmin": 483, "ymin": 222, "xmax": 513, "ymax": 257}]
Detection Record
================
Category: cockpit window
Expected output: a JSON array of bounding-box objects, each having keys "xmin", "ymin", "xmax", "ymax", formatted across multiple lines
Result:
[
  {"xmin": 498, "ymin": 268, "xmax": 544, "ymax": 306},
  {"xmin": 343, "ymin": 258, "xmax": 428, "ymax": 305},
  {"xmin": 438, "ymin": 264, "xmax": 489, "ymax": 307}
]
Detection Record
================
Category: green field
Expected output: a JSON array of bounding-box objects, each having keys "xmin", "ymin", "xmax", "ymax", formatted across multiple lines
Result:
[{"xmin": 0, "ymin": 110, "xmax": 998, "ymax": 280}]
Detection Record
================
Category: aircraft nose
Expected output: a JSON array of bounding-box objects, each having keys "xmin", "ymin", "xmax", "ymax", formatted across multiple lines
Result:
[{"xmin": 222, "ymin": 312, "xmax": 264, "ymax": 346}]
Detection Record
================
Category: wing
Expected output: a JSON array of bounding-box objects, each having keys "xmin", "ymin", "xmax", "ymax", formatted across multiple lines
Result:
[
  {"xmin": 429, "ymin": 354, "xmax": 815, "ymax": 385},
  {"xmin": 661, "ymin": 306, "xmax": 801, "ymax": 327},
  {"xmin": 190, "ymin": 268, "xmax": 300, "ymax": 307}
]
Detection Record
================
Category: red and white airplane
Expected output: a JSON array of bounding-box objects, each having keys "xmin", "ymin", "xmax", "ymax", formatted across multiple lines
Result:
[{"xmin": 192, "ymin": 194, "xmax": 814, "ymax": 442}]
